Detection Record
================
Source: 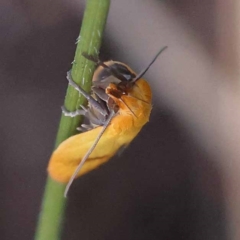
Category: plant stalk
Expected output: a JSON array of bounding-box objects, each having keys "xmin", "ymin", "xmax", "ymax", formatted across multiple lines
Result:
[{"xmin": 34, "ymin": 1, "xmax": 110, "ymax": 239}]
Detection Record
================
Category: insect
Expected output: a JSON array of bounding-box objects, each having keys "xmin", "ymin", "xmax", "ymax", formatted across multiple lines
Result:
[{"xmin": 47, "ymin": 46, "xmax": 167, "ymax": 197}]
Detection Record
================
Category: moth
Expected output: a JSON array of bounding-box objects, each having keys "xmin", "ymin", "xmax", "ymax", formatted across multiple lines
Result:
[{"xmin": 47, "ymin": 47, "xmax": 167, "ymax": 196}]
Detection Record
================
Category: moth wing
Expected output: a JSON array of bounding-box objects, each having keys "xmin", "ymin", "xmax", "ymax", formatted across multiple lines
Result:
[{"xmin": 48, "ymin": 126, "xmax": 119, "ymax": 183}]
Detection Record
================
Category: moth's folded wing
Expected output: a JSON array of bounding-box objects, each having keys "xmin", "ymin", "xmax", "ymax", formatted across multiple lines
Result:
[{"xmin": 47, "ymin": 126, "xmax": 119, "ymax": 183}]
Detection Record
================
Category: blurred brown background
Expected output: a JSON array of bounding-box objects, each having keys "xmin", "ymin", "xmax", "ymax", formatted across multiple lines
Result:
[{"xmin": 1, "ymin": 0, "xmax": 240, "ymax": 239}]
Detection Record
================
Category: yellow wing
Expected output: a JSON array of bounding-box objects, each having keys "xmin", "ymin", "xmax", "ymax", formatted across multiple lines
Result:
[
  {"xmin": 48, "ymin": 126, "xmax": 116, "ymax": 183},
  {"xmin": 48, "ymin": 115, "xmax": 142, "ymax": 183}
]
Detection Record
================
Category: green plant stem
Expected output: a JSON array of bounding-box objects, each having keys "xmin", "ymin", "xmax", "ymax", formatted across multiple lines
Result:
[{"xmin": 34, "ymin": 1, "xmax": 110, "ymax": 239}]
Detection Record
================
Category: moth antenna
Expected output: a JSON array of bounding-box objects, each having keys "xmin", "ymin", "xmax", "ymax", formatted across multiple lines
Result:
[
  {"xmin": 119, "ymin": 97, "xmax": 138, "ymax": 118},
  {"xmin": 82, "ymin": 52, "xmax": 109, "ymax": 69},
  {"xmin": 126, "ymin": 94, "xmax": 150, "ymax": 105},
  {"xmin": 132, "ymin": 46, "xmax": 168, "ymax": 82},
  {"xmin": 64, "ymin": 110, "xmax": 116, "ymax": 197}
]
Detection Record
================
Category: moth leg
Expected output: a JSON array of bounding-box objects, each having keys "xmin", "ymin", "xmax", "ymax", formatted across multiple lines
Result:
[
  {"xmin": 66, "ymin": 71, "xmax": 108, "ymax": 116},
  {"xmin": 77, "ymin": 124, "xmax": 93, "ymax": 132},
  {"xmin": 61, "ymin": 106, "xmax": 86, "ymax": 118},
  {"xmin": 116, "ymin": 144, "xmax": 129, "ymax": 157},
  {"xmin": 92, "ymin": 87, "xmax": 109, "ymax": 102}
]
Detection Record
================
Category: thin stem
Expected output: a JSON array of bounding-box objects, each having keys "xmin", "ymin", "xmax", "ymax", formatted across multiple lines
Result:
[{"xmin": 34, "ymin": 1, "xmax": 110, "ymax": 239}]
